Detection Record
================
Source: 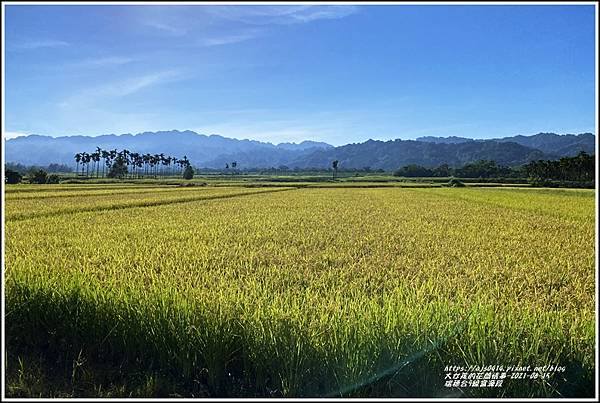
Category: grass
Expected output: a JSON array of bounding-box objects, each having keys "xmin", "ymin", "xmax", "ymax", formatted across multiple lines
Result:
[
  {"xmin": 4, "ymin": 187, "xmax": 293, "ymax": 221},
  {"xmin": 4, "ymin": 185, "xmax": 596, "ymax": 397}
]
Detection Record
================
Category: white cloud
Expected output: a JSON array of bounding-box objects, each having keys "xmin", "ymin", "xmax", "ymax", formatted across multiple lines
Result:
[
  {"xmin": 9, "ymin": 39, "xmax": 70, "ymax": 51},
  {"xmin": 197, "ymin": 30, "xmax": 262, "ymax": 47},
  {"xmin": 71, "ymin": 56, "xmax": 135, "ymax": 69},
  {"xmin": 106, "ymin": 70, "xmax": 183, "ymax": 97},
  {"xmin": 287, "ymin": 6, "xmax": 359, "ymax": 23},
  {"xmin": 206, "ymin": 5, "xmax": 359, "ymax": 25},
  {"xmin": 145, "ymin": 20, "xmax": 187, "ymax": 36},
  {"xmin": 133, "ymin": 6, "xmax": 357, "ymax": 49},
  {"xmin": 58, "ymin": 69, "xmax": 186, "ymax": 110}
]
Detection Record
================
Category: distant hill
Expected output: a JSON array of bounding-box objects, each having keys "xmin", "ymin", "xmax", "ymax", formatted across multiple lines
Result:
[
  {"xmin": 3, "ymin": 130, "xmax": 594, "ymax": 170},
  {"xmin": 493, "ymin": 132, "xmax": 595, "ymax": 155},
  {"xmin": 3, "ymin": 130, "xmax": 333, "ymax": 167},
  {"xmin": 203, "ymin": 147, "xmax": 328, "ymax": 169},
  {"xmin": 275, "ymin": 141, "xmax": 333, "ymax": 151},
  {"xmin": 286, "ymin": 139, "xmax": 553, "ymax": 170},
  {"xmin": 417, "ymin": 132, "xmax": 595, "ymax": 156}
]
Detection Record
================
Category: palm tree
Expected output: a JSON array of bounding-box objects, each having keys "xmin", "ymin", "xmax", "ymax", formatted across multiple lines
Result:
[
  {"xmin": 147, "ymin": 155, "xmax": 153, "ymax": 177},
  {"xmin": 110, "ymin": 149, "xmax": 117, "ymax": 174},
  {"xmin": 180, "ymin": 156, "xmax": 190, "ymax": 175},
  {"xmin": 153, "ymin": 154, "xmax": 160, "ymax": 178},
  {"xmin": 138, "ymin": 154, "xmax": 144, "ymax": 178},
  {"xmin": 92, "ymin": 149, "xmax": 101, "ymax": 178},
  {"xmin": 79, "ymin": 152, "xmax": 86, "ymax": 177},
  {"xmin": 106, "ymin": 149, "xmax": 116, "ymax": 177},
  {"xmin": 121, "ymin": 149, "xmax": 130, "ymax": 178},
  {"xmin": 159, "ymin": 154, "xmax": 168, "ymax": 177},
  {"xmin": 136, "ymin": 154, "xmax": 144, "ymax": 178},
  {"xmin": 143, "ymin": 154, "xmax": 151, "ymax": 177},
  {"xmin": 332, "ymin": 160, "xmax": 339, "ymax": 180},
  {"xmin": 128, "ymin": 152, "xmax": 137, "ymax": 178},
  {"xmin": 72, "ymin": 148, "xmax": 207, "ymax": 181},
  {"xmin": 74, "ymin": 153, "xmax": 82, "ymax": 176},
  {"xmin": 80, "ymin": 153, "xmax": 87, "ymax": 176},
  {"xmin": 131, "ymin": 153, "xmax": 137, "ymax": 179},
  {"xmin": 166, "ymin": 156, "xmax": 173, "ymax": 176},
  {"xmin": 134, "ymin": 153, "xmax": 143, "ymax": 178},
  {"xmin": 101, "ymin": 150, "xmax": 110, "ymax": 177},
  {"xmin": 83, "ymin": 152, "xmax": 92, "ymax": 177}
]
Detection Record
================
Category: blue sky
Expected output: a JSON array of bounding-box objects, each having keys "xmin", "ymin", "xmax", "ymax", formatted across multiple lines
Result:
[{"xmin": 3, "ymin": 4, "xmax": 596, "ymax": 145}]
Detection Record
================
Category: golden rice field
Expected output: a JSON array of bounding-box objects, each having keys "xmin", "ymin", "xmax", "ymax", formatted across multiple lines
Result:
[{"xmin": 3, "ymin": 184, "xmax": 596, "ymax": 397}]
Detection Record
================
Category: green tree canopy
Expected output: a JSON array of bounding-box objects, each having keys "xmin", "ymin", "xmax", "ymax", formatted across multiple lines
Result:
[{"xmin": 182, "ymin": 165, "xmax": 194, "ymax": 180}]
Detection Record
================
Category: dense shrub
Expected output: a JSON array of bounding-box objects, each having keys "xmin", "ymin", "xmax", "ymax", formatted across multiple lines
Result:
[
  {"xmin": 28, "ymin": 169, "xmax": 48, "ymax": 184},
  {"xmin": 178, "ymin": 182, "xmax": 206, "ymax": 187},
  {"xmin": 182, "ymin": 165, "xmax": 194, "ymax": 180},
  {"xmin": 46, "ymin": 174, "xmax": 61, "ymax": 184},
  {"xmin": 394, "ymin": 165, "xmax": 434, "ymax": 177},
  {"xmin": 524, "ymin": 151, "xmax": 595, "ymax": 182},
  {"xmin": 447, "ymin": 178, "xmax": 466, "ymax": 187},
  {"xmin": 107, "ymin": 154, "xmax": 128, "ymax": 179},
  {"xmin": 5, "ymin": 169, "xmax": 22, "ymax": 184}
]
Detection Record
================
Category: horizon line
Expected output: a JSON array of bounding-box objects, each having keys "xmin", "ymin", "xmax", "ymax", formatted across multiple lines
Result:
[{"xmin": 3, "ymin": 129, "xmax": 596, "ymax": 146}]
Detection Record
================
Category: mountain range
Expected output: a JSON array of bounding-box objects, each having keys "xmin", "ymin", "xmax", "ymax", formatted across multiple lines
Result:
[
  {"xmin": 416, "ymin": 132, "xmax": 596, "ymax": 156},
  {"xmin": 4, "ymin": 130, "xmax": 595, "ymax": 171}
]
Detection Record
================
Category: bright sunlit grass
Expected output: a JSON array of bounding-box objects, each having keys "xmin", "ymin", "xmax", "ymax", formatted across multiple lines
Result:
[{"xmin": 4, "ymin": 186, "xmax": 595, "ymax": 397}]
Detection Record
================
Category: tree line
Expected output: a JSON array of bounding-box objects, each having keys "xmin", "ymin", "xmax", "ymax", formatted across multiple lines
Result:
[
  {"xmin": 5, "ymin": 151, "xmax": 594, "ymax": 186},
  {"xmin": 74, "ymin": 148, "xmax": 192, "ymax": 179},
  {"xmin": 6, "ymin": 162, "xmax": 73, "ymax": 174},
  {"xmin": 394, "ymin": 160, "xmax": 518, "ymax": 178},
  {"xmin": 523, "ymin": 151, "xmax": 594, "ymax": 182},
  {"xmin": 5, "ymin": 168, "xmax": 60, "ymax": 184},
  {"xmin": 5, "ymin": 163, "xmax": 71, "ymax": 184},
  {"xmin": 393, "ymin": 152, "xmax": 595, "ymax": 184}
]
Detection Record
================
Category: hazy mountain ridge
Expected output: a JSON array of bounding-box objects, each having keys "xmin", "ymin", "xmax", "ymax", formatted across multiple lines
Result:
[
  {"xmin": 286, "ymin": 139, "xmax": 554, "ymax": 170},
  {"xmin": 494, "ymin": 132, "xmax": 595, "ymax": 154},
  {"xmin": 203, "ymin": 147, "xmax": 326, "ymax": 169},
  {"xmin": 4, "ymin": 130, "xmax": 595, "ymax": 170},
  {"xmin": 275, "ymin": 141, "xmax": 334, "ymax": 151},
  {"xmin": 415, "ymin": 136, "xmax": 476, "ymax": 144},
  {"xmin": 416, "ymin": 132, "xmax": 595, "ymax": 155},
  {"xmin": 4, "ymin": 130, "xmax": 333, "ymax": 167}
]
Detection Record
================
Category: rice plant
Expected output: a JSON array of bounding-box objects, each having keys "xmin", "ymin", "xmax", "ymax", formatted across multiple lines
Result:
[{"xmin": 4, "ymin": 186, "xmax": 595, "ymax": 397}]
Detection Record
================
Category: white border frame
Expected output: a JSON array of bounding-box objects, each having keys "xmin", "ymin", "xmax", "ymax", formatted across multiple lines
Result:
[{"xmin": 1, "ymin": 1, "xmax": 598, "ymax": 401}]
